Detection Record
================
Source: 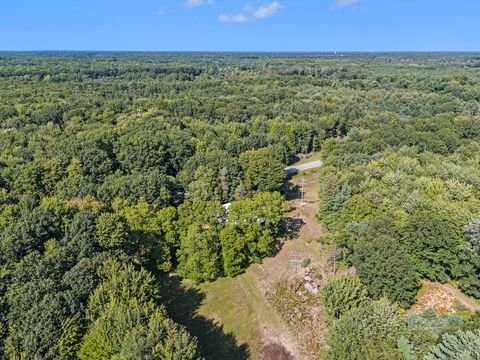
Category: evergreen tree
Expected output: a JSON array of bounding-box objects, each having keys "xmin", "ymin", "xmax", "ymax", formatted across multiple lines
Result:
[
  {"xmin": 326, "ymin": 298, "xmax": 405, "ymax": 360},
  {"xmin": 424, "ymin": 330, "xmax": 480, "ymax": 360},
  {"xmin": 320, "ymin": 275, "xmax": 368, "ymax": 319}
]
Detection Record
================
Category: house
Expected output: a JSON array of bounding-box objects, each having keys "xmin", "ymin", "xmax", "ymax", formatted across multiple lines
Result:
[
  {"xmin": 221, "ymin": 202, "xmax": 265, "ymax": 226},
  {"xmin": 222, "ymin": 202, "xmax": 232, "ymax": 211}
]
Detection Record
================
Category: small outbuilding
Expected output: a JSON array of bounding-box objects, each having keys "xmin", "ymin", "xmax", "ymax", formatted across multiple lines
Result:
[{"xmin": 303, "ymin": 275, "xmax": 319, "ymax": 294}]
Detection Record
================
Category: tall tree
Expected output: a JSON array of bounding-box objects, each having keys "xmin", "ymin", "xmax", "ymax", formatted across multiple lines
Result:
[
  {"xmin": 239, "ymin": 148, "xmax": 285, "ymax": 192},
  {"xmin": 354, "ymin": 235, "xmax": 420, "ymax": 307}
]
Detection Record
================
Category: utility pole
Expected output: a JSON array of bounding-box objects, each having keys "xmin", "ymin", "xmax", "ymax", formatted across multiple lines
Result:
[
  {"xmin": 300, "ymin": 176, "xmax": 305, "ymax": 206},
  {"xmin": 290, "ymin": 250, "xmax": 302, "ymax": 278}
]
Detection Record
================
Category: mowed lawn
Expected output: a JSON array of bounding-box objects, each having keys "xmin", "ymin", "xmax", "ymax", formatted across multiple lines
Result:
[
  {"xmin": 197, "ymin": 274, "xmax": 262, "ymax": 358},
  {"xmin": 195, "ymin": 272, "xmax": 292, "ymax": 359},
  {"xmin": 161, "ymin": 272, "xmax": 274, "ymax": 359}
]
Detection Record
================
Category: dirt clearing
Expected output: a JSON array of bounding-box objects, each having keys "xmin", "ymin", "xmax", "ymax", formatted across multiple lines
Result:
[{"xmin": 411, "ymin": 280, "xmax": 480, "ymax": 314}]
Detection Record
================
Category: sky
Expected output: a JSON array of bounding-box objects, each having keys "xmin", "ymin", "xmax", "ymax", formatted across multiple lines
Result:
[{"xmin": 0, "ymin": 0, "xmax": 479, "ymax": 52}]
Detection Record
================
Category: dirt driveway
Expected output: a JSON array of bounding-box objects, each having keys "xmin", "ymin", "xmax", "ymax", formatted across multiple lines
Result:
[
  {"xmin": 247, "ymin": 170, "xmax": 325, "ymax": 359},
  {"xmin": 250, "ymin": 170, "xmax": 324, "ymax": 291}
]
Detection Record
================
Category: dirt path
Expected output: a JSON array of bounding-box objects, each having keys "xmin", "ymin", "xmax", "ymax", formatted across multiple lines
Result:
[
  {"xmin": 250, "ymin": 171, "xmax": 324, "ymax": 291},
  {"xmin": 441, "ymin": 283, "xmax": 480, "ymax": 311},
  {"xmin": 246, "ymin": 170, "xmax": 325, "ymax": 359},
  {"xmin": 238, "ymin": 274, "xmax": 301, "ymax": 359}
]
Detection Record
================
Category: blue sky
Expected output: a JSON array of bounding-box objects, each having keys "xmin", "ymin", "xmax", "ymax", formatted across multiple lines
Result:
[{"xmin": 1, "ymin": 0, "xmax": 479, "ymax": 51}]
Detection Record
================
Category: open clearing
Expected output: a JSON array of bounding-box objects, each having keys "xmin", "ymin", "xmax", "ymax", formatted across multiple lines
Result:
[
  {"xmin": 250, "ymin": 170, "xmax": 324, "ymax": 292},
  {"xmin": 169, "ymin": 168, "xmax": 325, "ymax": 359},
  {"xmin": 411, "ymin": 280, "xmax": 480, "ymax": 314},
  {"xmin": 164, "ymin": 165, "xmax": 480, "ymax": 359}
]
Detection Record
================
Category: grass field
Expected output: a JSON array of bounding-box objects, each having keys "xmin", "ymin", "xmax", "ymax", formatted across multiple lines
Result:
[{"xmin": 197, "ymin": 275, "xmax": 263, "ymax": 357}]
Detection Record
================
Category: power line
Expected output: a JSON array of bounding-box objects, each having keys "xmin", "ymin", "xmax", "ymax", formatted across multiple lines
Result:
[{"xmin": 300, "ymin": 176, "xmax": 305, "ymax": 206}]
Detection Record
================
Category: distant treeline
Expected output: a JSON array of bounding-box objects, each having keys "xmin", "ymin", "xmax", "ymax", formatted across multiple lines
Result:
[{"xmin": 1, "ymin": 53, "xmax": 480, "ymax": 359}]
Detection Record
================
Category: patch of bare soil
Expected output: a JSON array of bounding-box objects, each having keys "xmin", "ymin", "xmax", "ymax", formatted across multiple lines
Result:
[
  {"xmin": 411, "ymin": 280, "xmax": 480, "ymax": 314},
  {"xmin": 259, "ymin": 343, "xmax": 296, "ymax": 360}
]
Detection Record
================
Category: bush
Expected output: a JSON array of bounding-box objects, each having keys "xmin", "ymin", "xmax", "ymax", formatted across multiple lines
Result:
[{"xmin": 302, "ymin": 258, "xmax": 311, "ymax": 268}]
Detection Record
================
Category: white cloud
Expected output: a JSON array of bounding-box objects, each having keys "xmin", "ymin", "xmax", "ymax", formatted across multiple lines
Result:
[
  {"xmin": 333, "ymin": 0, "xmax": 360, "ymax": 9},
  {"xmin": 253, "ymin": 1, "xmax": 282, "ymax": 19},
  {"xmin": 218, "ymin": 13, "xmax": 250, "ymax": 23},
  {"xmin": 243, "ymin": 3, "xmax": 255, "ymax": 13},
  {"xmin": 186, "ymin": 0, "xmax": 214, "ymax": 10},
  {"xmin": 219, "ymin": 2, "xmax": 283, "ymax": 23},
  {"xmin": 157, "ymin": 7, "xmax": 166, "ymax": 16}
]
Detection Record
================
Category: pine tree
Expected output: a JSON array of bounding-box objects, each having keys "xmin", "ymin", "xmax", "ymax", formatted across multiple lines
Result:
[
  {"xmin": 320, "ymin": 275, "xmax": 368, "ymax": 319},
  {"xmin": 424, "ymin": 330, "xmax": 480, "ymax": 360}
]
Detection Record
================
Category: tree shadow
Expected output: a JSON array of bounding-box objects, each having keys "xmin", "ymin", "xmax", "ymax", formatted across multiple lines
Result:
[
  {"xmin": 266, "ymin": 217, "xmax": 305, "ymax": 257},
  {"xmin": 259, "ymin": 343, "xmax": 295, "ymax": 360},
  {"xmin": 268, "ymin": 237, "xmax": 285, "ymax": 257},
  {"xmin": 157, "ymin": 274, "xmax": 251, "ymax": 360},
  {"xmin": 280, "ymin": 217, "xmax": 305, "ymax": 241},
  {"xmin": 283, "ymin": 178, "xmax": 301, "ymax": 202}
]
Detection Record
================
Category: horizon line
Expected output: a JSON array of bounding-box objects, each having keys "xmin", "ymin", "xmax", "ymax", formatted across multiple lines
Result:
[{"xmin": 1, "ymin": 50, "xmax": 480, "ymax": 54}]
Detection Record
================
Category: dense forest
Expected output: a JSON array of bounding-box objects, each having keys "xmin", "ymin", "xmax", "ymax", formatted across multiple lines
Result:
[{"xmin": 0, "ymin": 52, "xmax": 479, "ymax": 359}]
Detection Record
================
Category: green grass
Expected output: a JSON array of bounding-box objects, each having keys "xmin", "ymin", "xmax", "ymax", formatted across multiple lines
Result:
[
  {"xmin": 158, "ymin": 274, "xmax": 251, "ymax": 360},
  {"xmin": 195, "ymin": 272, "xmax": 290, "ymax": 359},
  {"xmin": 290, "ymin": 152, "xmax": 322, "ymax": 166},
  {"xmin": 198, "ymin": 275, "xmax": 262, "ymax": 357}
]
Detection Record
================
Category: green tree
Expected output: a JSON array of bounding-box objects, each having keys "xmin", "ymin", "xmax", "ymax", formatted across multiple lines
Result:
[
  {"xmin": 338, "ymin": 194, "xmax": 374, "ymax": 225},
  {"xmin": 402, "ymin": 211, "xmax": 462, "ymax": 283},
  {"xmin": 114, "ymin": 198, "xmax": 172, "ymax": 271},
  {"xmin": 57, "ymin": 315, "xmax": 83, "ymax": 360},
  {"xmin": 424, "ymin": 330, "xmax": 480, "ymax": 360},
  {"xmin": 326, "ymin": 298, "xmax": 405, "ymax": 360},
  {"xmin": 79, "ymin": 261, "xmax": 201, "ymax": 360},
  {"xmin": 239, "ymin": 148, "xmax": 285, "ymax": 192},
  {"xmin": 0, "ymin": 207, "xmax": 58, "ymax": 263},
  {"xmin": 177, "ymin": 224, "xmax": 222, "ymax": 282},
  {"xmin": 186, "ymin": 165, "xmax": 219, "ymax": 201},
  {"xmin": 458, "ymin": 218, "xmax": 480, "ymax": 298},
  {"xmin": 220, "ymin": 225, "xmax": 247, "ymax": 277},
  {"xmin": 95, "ymin": 212, "xmax": 129, "ymax": 250},
  {"xmin": 220, "ymin": 192, "xmax": 284, "ymax": 276},
  {"xmin": 79, "ymin": 299, "xmax": 202, "ymax": 360},
  {"xmin": 320, "ymin": 276, "xmax": 368, "ymax": 319},
  {"xmin": 354, "ymin": 235, "xmax": 420, "ymax": 307}
]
